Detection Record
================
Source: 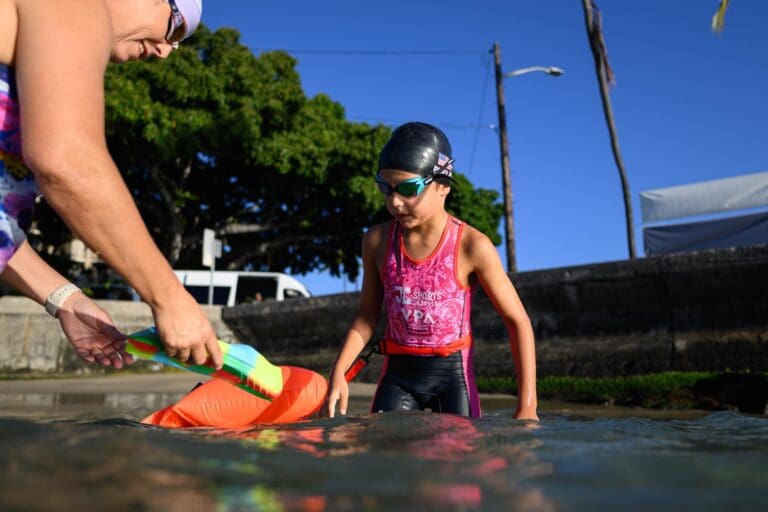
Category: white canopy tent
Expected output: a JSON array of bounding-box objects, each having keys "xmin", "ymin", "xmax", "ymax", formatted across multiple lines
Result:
[{"xmin": 640, "ymin": 171, "xmax": 768, "ymax": 256}]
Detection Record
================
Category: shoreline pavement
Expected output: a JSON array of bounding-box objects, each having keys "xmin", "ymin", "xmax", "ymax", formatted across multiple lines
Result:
[
  {"xmin": 0, "ymin": 373, "xmax": 515, "ymax": 403},
  {"xmin": 0, "ymin": 372, "xmax": 521, "ymax": 409}
]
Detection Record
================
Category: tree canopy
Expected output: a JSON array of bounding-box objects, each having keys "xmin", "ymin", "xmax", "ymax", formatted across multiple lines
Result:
[{"xmin": 31, "ymin": 26, "xmax": 502, "ymax": 286}]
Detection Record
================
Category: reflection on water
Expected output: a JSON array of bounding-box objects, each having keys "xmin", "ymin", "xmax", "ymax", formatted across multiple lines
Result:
[
  {"xmin": 0, "ymin": 391, "xmax": 189, "ymax": 422},
  {"xmin": 0, "ymin": 398, "xmax": 766, "ymax": 511}
]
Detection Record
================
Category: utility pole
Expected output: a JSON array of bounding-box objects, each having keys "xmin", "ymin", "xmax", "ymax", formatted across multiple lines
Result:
[{"xmin": 493, "ymin": 42, "xmax": 517, "ymax": 274}]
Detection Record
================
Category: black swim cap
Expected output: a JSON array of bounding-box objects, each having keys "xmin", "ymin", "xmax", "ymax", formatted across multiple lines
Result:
[{"xmin": 378, "ymin": 122, "xmax": 454, "ymax": 181}]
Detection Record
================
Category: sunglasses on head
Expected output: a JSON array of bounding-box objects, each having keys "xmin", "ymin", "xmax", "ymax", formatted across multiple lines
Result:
[
  {"xmin": 166, "ymin": 0, "xmax": 187, "ymax": 47},
  {"xmin": 375, "ymin": 174, "xmax": 433, "ymax": 198}
]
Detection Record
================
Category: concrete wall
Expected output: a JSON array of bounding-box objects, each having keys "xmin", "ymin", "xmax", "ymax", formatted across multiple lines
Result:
[
  {"xmin": 0, "ymin": 296, "xmax": 234, "ymax": 374},
  {"xmin": 222, "ymin": 245, "xmax": 768, "ymax": 381},
  {"xmin": 1, "ymin": 245, "xmax": 766, "ymax": 377}
]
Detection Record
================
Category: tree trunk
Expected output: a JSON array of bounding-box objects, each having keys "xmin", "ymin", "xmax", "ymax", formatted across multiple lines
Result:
[
  {"xmin": 581, "ymin": 0, "xmax": 637, "ymax": 259},
  {"xmin": 148, "ymin": 163, "xmax": 184, "ymax": 265}
]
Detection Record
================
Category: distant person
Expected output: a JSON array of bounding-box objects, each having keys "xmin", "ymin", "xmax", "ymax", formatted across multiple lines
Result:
[
  {"xmin": 324, "ymin": 122, "xmax": 538, "ymax": 420},
  {"xmin": 242, "ymin": 292, "xmax": 263, "ymax": 305},
  {"xmin": 0, "ymin": 0, "xmax": 222, "ymax": 369}
]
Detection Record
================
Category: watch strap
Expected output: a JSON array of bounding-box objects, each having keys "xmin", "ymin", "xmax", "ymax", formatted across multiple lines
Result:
[{"xmin": 45, "ymin": 283, "xmax": 81, "ymax": 318}]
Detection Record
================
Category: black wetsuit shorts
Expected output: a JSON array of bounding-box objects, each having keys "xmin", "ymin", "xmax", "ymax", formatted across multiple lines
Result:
[{"xmin": 371, "ymin": 351, "xmax": 473, "ymax": 416}]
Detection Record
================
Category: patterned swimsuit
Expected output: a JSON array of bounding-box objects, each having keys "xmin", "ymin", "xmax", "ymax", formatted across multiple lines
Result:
[
  {"xmin": 0, "ymin": 64, "xmax": 37, "ymax": 272},
  {"xmin": 372, "ymin": 216, "xmax": 482, "ymax": 417}
]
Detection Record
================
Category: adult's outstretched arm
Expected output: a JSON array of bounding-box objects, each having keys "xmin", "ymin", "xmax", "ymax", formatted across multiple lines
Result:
[{"xmin": 14, "ymin": 0, "xmax": 222, "ymax": 368}]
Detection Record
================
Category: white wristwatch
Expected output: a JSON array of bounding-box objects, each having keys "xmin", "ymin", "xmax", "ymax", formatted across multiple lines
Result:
[{"xmin": 45, "ymin": 283, "xmax": 81, "ymax": 318}]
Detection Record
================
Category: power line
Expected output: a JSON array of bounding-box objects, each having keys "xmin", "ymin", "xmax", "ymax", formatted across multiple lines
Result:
[
  {"xmin": 253, "ymin": 48, "xmax": 486, "ymax": 56},
  {"xmin": 249, "ymin": 47, "xmax": 496, "ymax": 158},
  {"xmin": 347, "ymin": 116, "xmax": 482, "ymax": 130},
  {"xmin": 468, "ymin": 54, "xmax": 493, "ymax": 177}
]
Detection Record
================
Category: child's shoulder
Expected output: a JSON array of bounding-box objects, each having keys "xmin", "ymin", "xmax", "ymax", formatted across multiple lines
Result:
[
  {"xmin": 456, "ymin": 219, "xmax": 491, "ymax": 246},
  {"xmin": 363, "ymin": 221, "xmax": 393, "ymax": 246},
  {"xmin": 365, "ymin": 221, "xmax": 392, "ymax": 237},
  {"xmin": 456, "ymin": 219, "xmax": 497, "ymax": 260}
]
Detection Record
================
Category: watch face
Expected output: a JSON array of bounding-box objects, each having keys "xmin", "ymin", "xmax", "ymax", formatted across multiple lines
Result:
[{"xmin": 45, "ymin": 301, "xmax": 58, "ymax": 317}]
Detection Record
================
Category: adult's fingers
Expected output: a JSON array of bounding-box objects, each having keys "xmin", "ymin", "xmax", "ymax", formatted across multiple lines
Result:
[
  {"xmin": 76, "ymin": 348, "xmax": 96, "ymax": 364},
  {"xmin": 176, "ymin": 348, "xmax": 191, "ymax": 363},
  {"xmin": 190, "ymin": 344, "xmax": 209, "ymax": 366},
  {"xmin": 113, "ymin": 339, "xmax": 135, "ymax": 365},
  {"xmin": 102, "ymin": 345, "xmax": 124, "ymax": 369},
  {"xmin": 205, "ymin": 337, "xmax": 223, "ymax": 369},
  {"xmin": 90, "ymin": 349, "xmax": 111, "ymax": 366}
]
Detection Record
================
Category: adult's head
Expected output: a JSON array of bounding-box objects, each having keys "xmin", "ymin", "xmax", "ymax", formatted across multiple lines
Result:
[
  {"xmin": 108, "ymin": 0, "xmax": 203, "ymax": 63},
  {"xmin": 378, "ymin": 122, "xmax": 455, "ymax": 186}
]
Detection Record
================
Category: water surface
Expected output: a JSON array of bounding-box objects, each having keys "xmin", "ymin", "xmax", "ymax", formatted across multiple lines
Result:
[{"xmin": 0, "ymin": 390, "xmax": 766, "ymax": 511}]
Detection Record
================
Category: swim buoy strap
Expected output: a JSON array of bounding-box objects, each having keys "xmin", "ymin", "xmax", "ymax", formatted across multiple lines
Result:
[
  {"xmin": 344, "ymin": 340, "xmax": 382, "ymax": 382},
  {"xmin": 126, "ymin": 327, "xmax": 284, "ymax": 400}
]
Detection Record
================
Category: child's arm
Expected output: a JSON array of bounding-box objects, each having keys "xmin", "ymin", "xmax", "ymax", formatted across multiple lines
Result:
[
  {"xmin": 325, "ymin": 228, "xmax": 385, "ymax": 417},
  {"xmin": 467, "ymin": 230, "xmax": 539, "ymax": 420}
]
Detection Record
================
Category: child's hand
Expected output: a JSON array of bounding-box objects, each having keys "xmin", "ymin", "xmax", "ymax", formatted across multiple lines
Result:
[{"xmin": 324, "ymin": 373, "xmax": 350, "ymax": 418}]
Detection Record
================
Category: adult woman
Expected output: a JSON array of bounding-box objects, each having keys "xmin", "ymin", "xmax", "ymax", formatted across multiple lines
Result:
[{"xmin": 0, "ymin": 0, "xmax": 223, "ymax": 368}]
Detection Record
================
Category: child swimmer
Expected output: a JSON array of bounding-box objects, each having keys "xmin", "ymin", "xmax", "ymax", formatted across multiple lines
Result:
[{"xmin": 325, "ymin": 122, "xmax": 538, "ymax": 420}]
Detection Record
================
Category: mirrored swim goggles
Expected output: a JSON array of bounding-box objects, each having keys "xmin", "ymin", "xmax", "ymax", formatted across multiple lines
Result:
[
  {"xmin": 375, "ymin": 174, "xmax": 434, "ymax": 198},
  {"xmin": 166, "ymin": 0, "xmax": 187, "ymax": 49},
  {"xmin": 375, "ymin": 154, "xmax": 455, "ymax": 198}
]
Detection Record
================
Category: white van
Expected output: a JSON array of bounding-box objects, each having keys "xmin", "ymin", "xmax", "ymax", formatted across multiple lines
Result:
[{"xmin": 173, "ymin": 270, "xmax": 311, "ymax": 306}]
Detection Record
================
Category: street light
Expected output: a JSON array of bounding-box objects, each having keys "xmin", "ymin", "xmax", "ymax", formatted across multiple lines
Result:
[
  {"xmin": 493, "ymin": 42, "xmax": 564, "ymax": 273},
  {"xmin": 505, "ymin": 66, "xmax": 564, "ymax": 78}
]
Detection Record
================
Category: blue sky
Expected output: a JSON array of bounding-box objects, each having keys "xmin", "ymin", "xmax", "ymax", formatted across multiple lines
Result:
[{"xmin": 201, "ymin": 1, "xmax": 768, "ymax": 295}]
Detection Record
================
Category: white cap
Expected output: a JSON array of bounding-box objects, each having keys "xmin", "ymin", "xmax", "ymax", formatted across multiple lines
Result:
[{"xmin": 175, "ymin": 0, "xmax": 203, "ymax": 40}]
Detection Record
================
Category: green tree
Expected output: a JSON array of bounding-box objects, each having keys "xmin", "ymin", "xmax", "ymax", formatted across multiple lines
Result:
[
  {"xmin": 446, "ymin": 174, "xmax": 503, "ymax": 245},
  {"xmin": 30, "ymin": 26, "xmax": 502, "ymax": 286}
]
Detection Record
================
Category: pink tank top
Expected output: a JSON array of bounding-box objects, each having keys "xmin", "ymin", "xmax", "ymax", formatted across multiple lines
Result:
[{"xmin": 381, "ymin": 216, "xmax": 474, "ymax": 355}]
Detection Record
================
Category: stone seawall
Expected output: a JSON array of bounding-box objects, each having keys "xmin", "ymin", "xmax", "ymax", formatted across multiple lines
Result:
[
  {"xmin": 222, "ymin": 245, "xmax": 768, "ymax": 381},
  {"xmin": 1, "ymin": 245, "xmax": 766, "ymax": 378},
  {"xmin": 0, "ymin": 297, "xmax": 234, "ymax": 374}
]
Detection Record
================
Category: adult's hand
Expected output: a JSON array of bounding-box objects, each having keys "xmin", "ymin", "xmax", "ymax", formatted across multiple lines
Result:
[
  {"xmin": 58, "ymin": 292, "xmax": 133, "ymax": 368},
  {"xmin": 152, "ymin": 290, "xmax": 224, "ymax": 369}
]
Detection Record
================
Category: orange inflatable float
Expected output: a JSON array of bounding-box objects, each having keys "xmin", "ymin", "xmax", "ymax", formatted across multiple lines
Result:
[
  {"xmin": 142, "ymin": 366, "xmax": 328, "ymax": 428},
  {"xmin": 127, "ymin": 328, "xmax": 328, "ymax": 428}
]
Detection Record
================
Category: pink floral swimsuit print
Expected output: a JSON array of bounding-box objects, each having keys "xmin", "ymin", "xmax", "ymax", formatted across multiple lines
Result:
[
  {"xmin": 0, "ymin": 64, "xmax": 37, "ymax": 271},
  {"xmin": 381, "ymin": 216, "xmax": 474, "ymax": 355}
]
